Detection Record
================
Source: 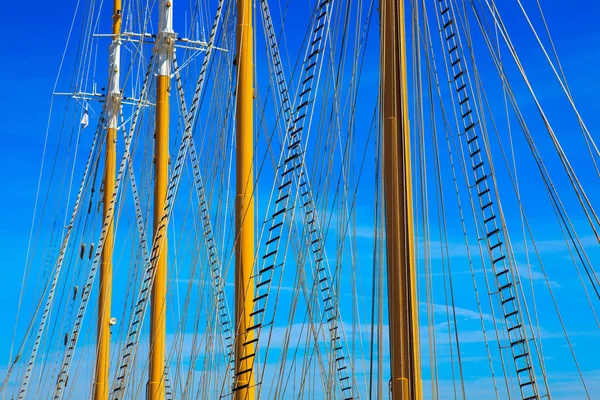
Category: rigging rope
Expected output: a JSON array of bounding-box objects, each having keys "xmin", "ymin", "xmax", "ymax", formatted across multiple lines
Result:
[
  {"xmin": 433, "ymin": 1, "xmax": 540, "ymax": 398},
  {"xmin": 16, "ymin": 110, "xmax": 106, "ymax": 400}
]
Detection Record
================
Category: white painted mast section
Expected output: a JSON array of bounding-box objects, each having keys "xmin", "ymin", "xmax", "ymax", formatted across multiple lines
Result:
[
  {"xmin": 157, "ymin": 0, "xmax": 174, "ymax": 78},
  {"xmin": 106, "ymin": 29, "xmax": 122, "ymax": 129}
]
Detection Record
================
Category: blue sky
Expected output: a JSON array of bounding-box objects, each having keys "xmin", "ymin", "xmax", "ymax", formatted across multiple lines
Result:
[{"xmin": 0, "ymin": 0, "xmax": 599, "ymax": 399}]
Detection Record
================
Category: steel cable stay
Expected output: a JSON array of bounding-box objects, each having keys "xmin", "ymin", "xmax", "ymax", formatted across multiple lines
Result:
[
  {"xmin": 6, "ymin": 0, "xmax": 87, "ymax": 382},
  {"xmin": 409, "ymin": 4, "xmax": 441, "ymax": 397},
  {"xmin": 163, "ymin": 164, "xmax": 209, "ymax": 400},
  {"xmin": 526, "ymin": 0, "xmax": 600, "ymax": 178},
  {"xmin": 472, "ymin": 0, "xmax": 600, "ymax": 246},
  {"xmin": 172, "ymin": 54, "xmax": 235, "ymax": 387},
  {"xmin": 429, "ymin": 72, "xmax": 471, "ymax": 399},
  {"xmin": 300, "ymin": 3, "xmax": 376, "ymax": 392},
  {"xmin": 498, "ymin": 0, "xmax": 599, "ymax": 167},
  {"xmin": 15, "ymin": 105, "xmax": 106, "ymax": 400},
  {"xmin": 169, "ymin": 4, "xmax": 236, "ymax": 398},
  {"xmin": 11, "ymin": 89, "xmax": 105, "ymax": 398},
  {"xmin": 167, "ymin": 26, "xmax": 237, "ymax": 397},
  {"xmin": 47, "ymin": 100, "xmax": 101, "ymax": 393},
  {"xmin": 29, "ymin": 144, "xmax": 103, "ymax": 397},
  {"xmin": 458, "ymin": 1, "xmax": 599, "ymax": 384},
  {"xmin": 164, "ymin": 177, "xmax": 215, "ymax": 400},
  {"xmin": 466, "ymin": 0, "xmax": 600, "ymax": 301},
  {"xmin": 367, "ymin": 103, "xmax": 384, "ymax": 400},
  {"xmin": 177, "ymin": 34, "xmax": 237, "ymax": 399}
]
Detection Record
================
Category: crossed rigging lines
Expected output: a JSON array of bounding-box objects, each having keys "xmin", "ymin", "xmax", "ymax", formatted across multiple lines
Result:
[
  {"xmin": 11, "ymin": 0, "xmax": 600, "ymax": 399},
  {"xmin": 433, "ymin": 1, "xmax": 540, "ymax": 398},
  {"xmin": 240, "ymin": 0, "xmax": 359, "ymax": 398},
  {"xmin": 15, "ymin": 0, "xmax": 360, "ymax": 398}
]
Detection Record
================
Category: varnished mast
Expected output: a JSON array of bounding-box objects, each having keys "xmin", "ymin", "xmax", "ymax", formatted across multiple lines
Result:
[
  {"xmin": 234, "ymin": 0, "xmax": 256, "ymax": 398},
  {"xmin": 150, "ymin": 0, "xmax": 173, "ymax": 399},
  {"xmin": 381, "ymin": 0, "xmax": 422, "ymax": 398},
  {"xmin": 94, "ymin": 0, "xmax": 121, "ymax": 398}
]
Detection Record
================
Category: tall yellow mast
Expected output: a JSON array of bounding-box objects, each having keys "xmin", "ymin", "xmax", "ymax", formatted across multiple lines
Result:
[
  {"xmin": 94, "ymin": 0, "xmax": 121, "ymax": 398},
  {"xmin": 234, "ymin": 0, "xmax": 255, "ymax": 398},
  {"xmin": 150, "ymin": 0, "xmax": 173, "ymax": 399},
  {"xmin": 381, "ymin": 0, "xmax": 422, "ymax": 398}
]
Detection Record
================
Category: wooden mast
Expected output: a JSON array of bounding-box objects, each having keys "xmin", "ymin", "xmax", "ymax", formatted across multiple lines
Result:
[
  {"xmin": 234, "ymin": 0, "xmax": 255, "ymax": 398},
  {"xmin": 381, "ymin": 0, "xmax": 422, "ymax": 398},
  {"xmin": 150, "ymin": 0, "xmax": 173, "ymax": 399},
  {"xmin": 94, "ymin": 0, "xmax": 121, "ymax": 398}
]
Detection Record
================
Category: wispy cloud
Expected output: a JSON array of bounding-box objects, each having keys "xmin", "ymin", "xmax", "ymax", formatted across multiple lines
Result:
[{"xmin": 517, "ymin": 263, "xmax": 561, "ymax": 288}]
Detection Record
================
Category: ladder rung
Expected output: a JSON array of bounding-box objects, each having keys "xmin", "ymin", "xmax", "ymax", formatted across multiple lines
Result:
[
  {"xmin": 233, "ymin": 383, "xmax": 250, "ymax": 391},
  {"xmin": 503, "ymin": 298, "xmax": 517, "ymax": 308},
  {"xmin": 272, "ymin": 207, "xmax": 286, "ymax": 218},
  {"xmin": 269, "ymin": 221, "xmax": 283, "ymax": 232},
  {"xmin": 249, "ymin": 308, "xmax": 264, "ymax": 317},
  {"xmin": 265, "ymin": 236, "xmax": 280, "ymax": 246},
  {"xmin": 258, "ymin": 265, "xmax": 275, "ymax": 274},
  {"xmin": 257, "ymin": 279, "xmax": 271, "ymax": 288},
  {"xmin": 247, "ymin": 323, "xmax": 262, "ymax": 331},
  {"xmin": 493, "ymin": 255, "xmax": 506, "ymax": 264},
  {"xmin": 499, "ymin": 283, "xmax": 513, "ymax": 292},
  {"xmin": 475, "ymin": 174, "xmax": 488, "ymax": 186},
  {"xmin": 515, "ymin": 352, "xmax": 529, "ymax": 360},
  {"xmin": 487, "ymin": 228, "xmax": 500, "ymax": 238},
  {"xmin": 517, "ymin": 366, "xmax": 531, "ymax": 374},
  {"xmin": 253, "ymin": 293, "xmax": 268, "ymax": 302},
  {"xmin": 478, "ymin": 188, "xmax": 490, "ymax": 197},
  {"xmin": 496, "ymin": 269, "xmax": 510, "ymax": 278}
]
